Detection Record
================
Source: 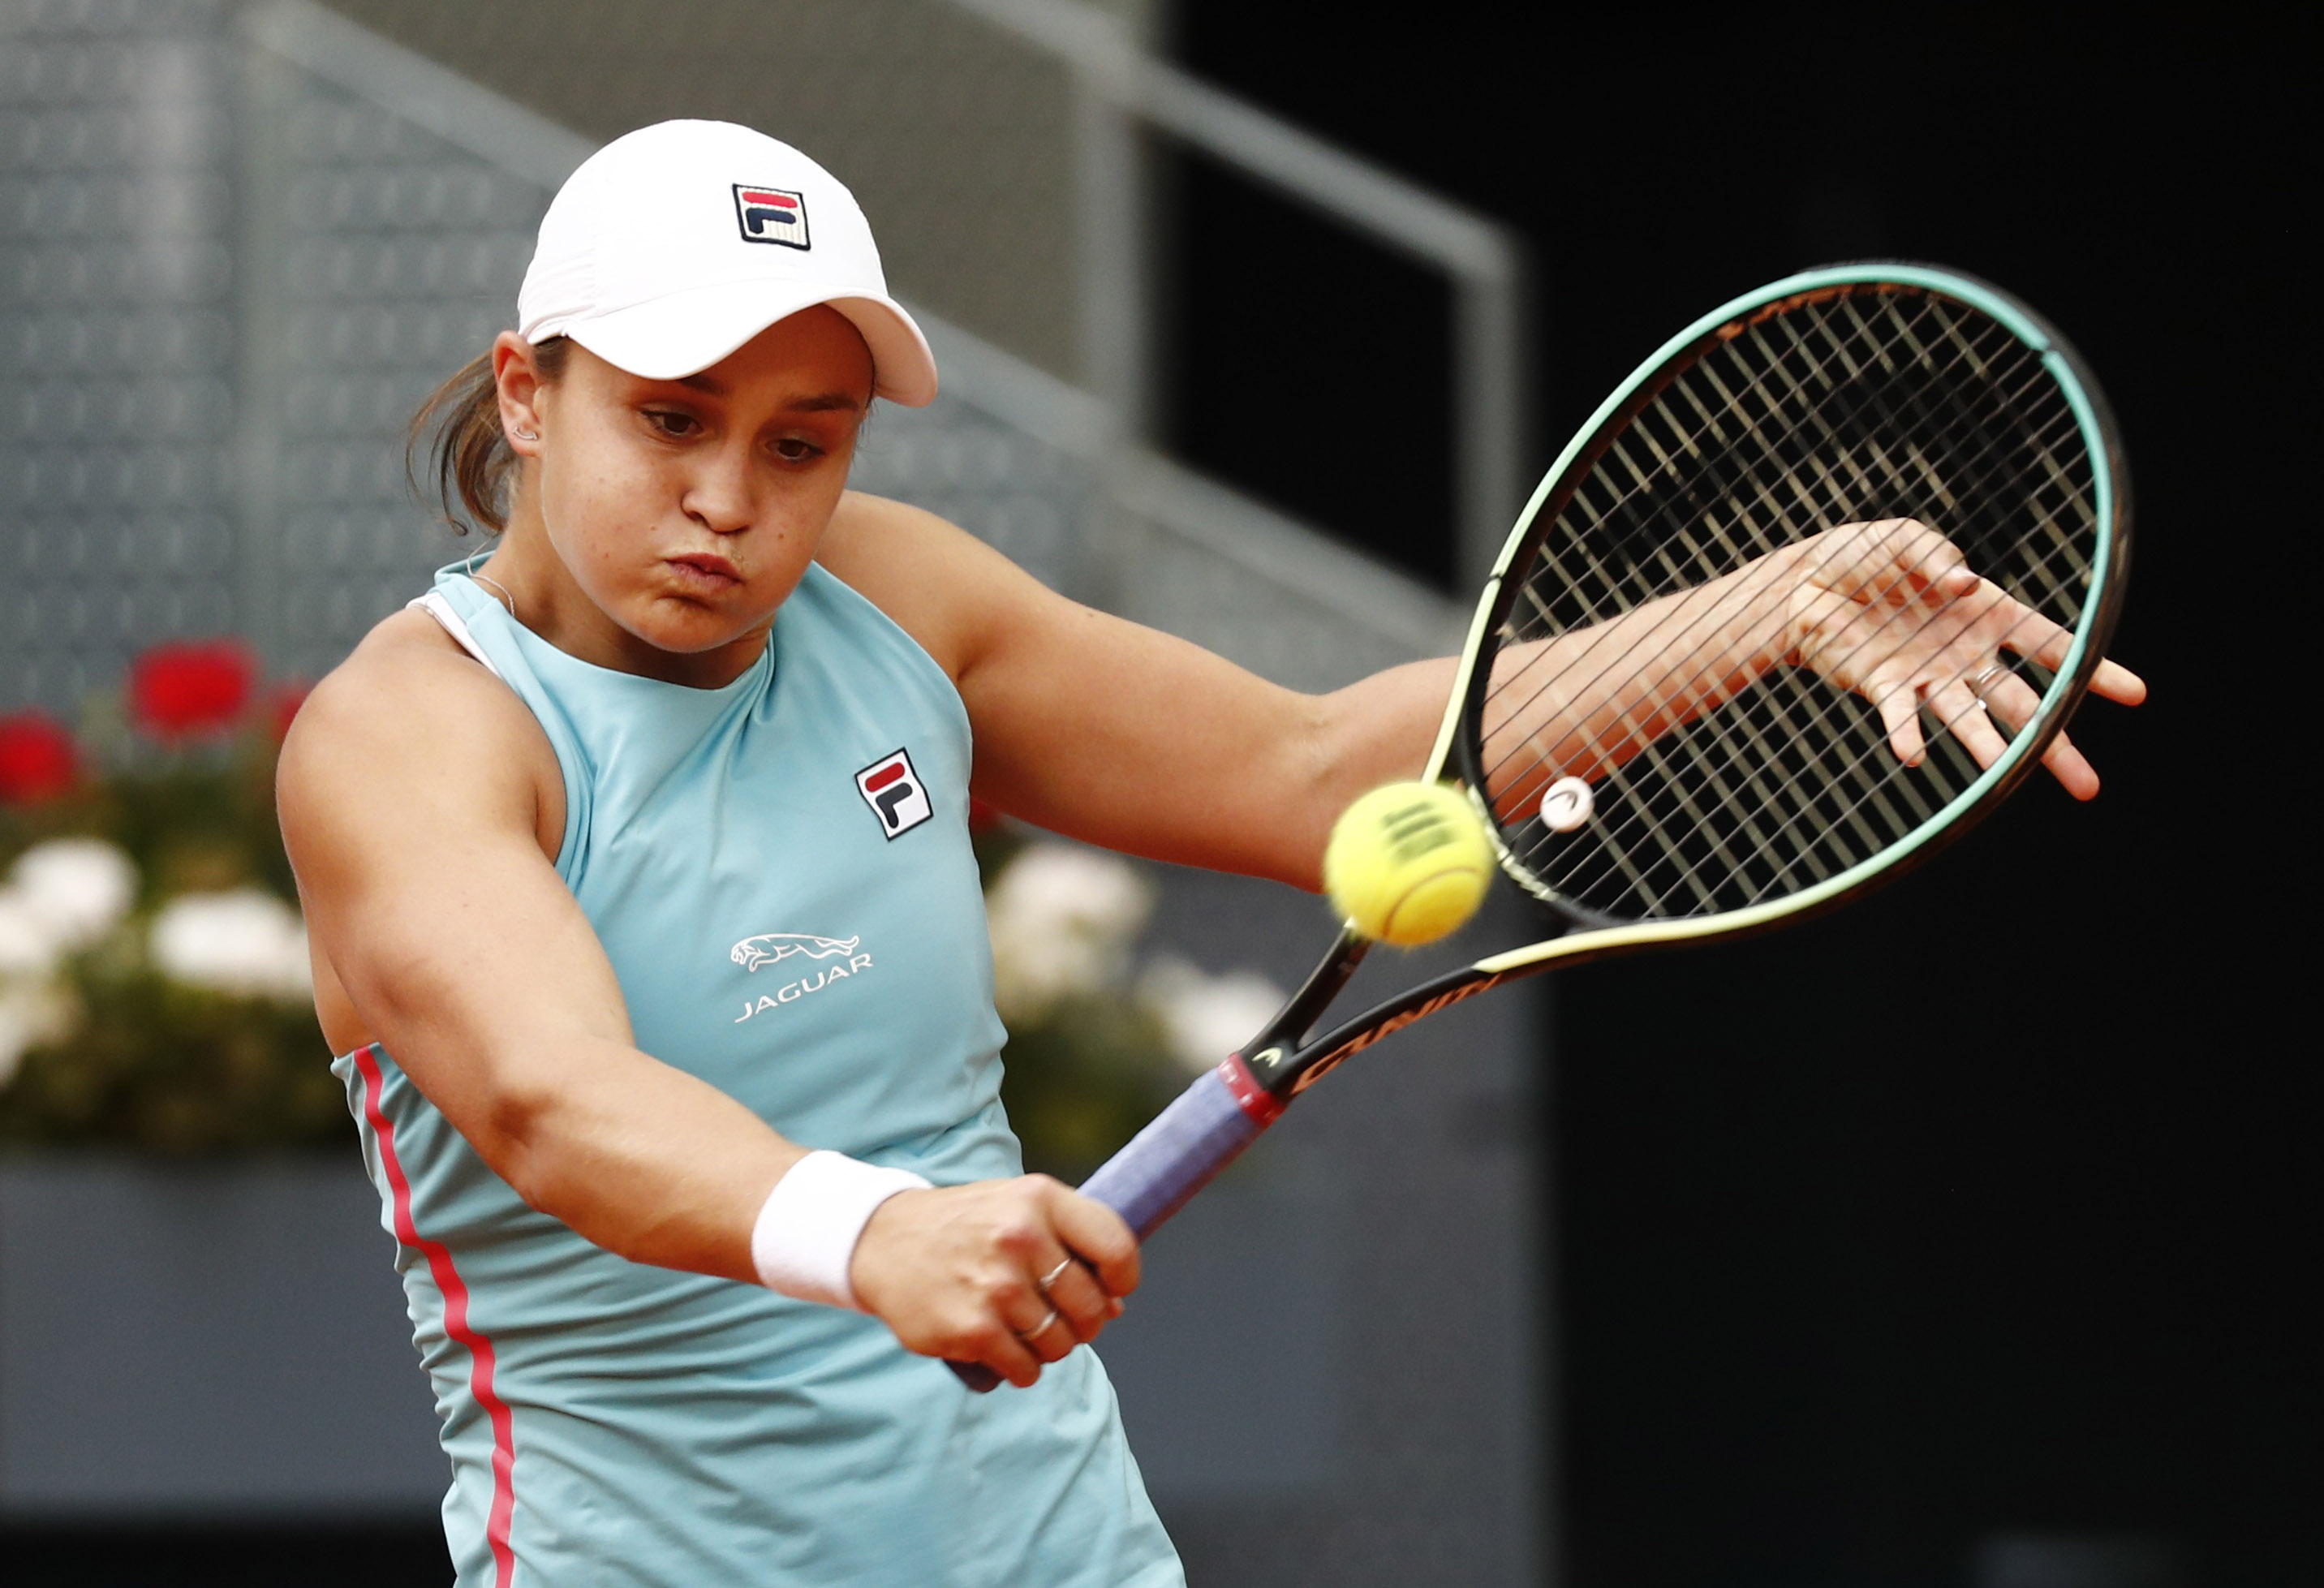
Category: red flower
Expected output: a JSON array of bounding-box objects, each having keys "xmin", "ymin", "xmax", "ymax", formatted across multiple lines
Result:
[
  {"xmin": 268, "ymin": 681, "xmax": 312, "ymax": 743},
  {"xmin": 130, "ymin": 640, "xmax": 256, "ymax": 740},
  {"xmin": 0, "ymin": 711, "xmax": 78, "ymax": 804}
]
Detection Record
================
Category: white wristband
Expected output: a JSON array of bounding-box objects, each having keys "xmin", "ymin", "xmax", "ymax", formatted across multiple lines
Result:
[{"xmin": 749, "ymin": 1150, "xmax": 932, "ymax": 1310}]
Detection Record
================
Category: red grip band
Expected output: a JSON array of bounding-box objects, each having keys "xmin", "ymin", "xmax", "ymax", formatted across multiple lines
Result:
[{"xmin": 1216, "ymin": 1053, "xmax": 1285, "ymax": 1126}]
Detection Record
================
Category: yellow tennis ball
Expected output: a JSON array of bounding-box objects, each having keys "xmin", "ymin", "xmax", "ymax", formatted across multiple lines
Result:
[{"xmin": 1323, "ymin": 782, "xmax": 1495, "ymax": 946}]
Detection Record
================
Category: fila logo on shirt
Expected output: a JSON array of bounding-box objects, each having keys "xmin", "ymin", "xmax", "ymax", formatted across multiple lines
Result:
[
  {"xmin": 855, "ymin": 749, "xmax": 932, "ymax": 840},
  {"xmin": 732, "ymin": 183, "xmax": 811, "ymax": 250}
]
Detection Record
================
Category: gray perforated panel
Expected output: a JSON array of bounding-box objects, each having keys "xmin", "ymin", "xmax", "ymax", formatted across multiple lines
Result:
[
  {"xmin": 1, "ymin": 0, "xmax": 1101, "ymax": 706},
  {"xmin": 2, "ymin": 2, "xmax": 241, "ymax": 712}
]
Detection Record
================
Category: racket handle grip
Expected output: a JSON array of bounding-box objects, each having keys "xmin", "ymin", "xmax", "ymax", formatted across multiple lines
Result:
[
  {"xmin": 1081, "ymin": 1057, "xmax": 1280, "ymax": 1239},
  {"xmin": 946, "ymin": 1059, "xmax": 1282, "ymax": 1394}
]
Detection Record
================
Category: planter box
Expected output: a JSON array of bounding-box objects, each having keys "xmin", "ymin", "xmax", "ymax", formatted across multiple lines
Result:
[
  {"xmin": 0, "ymin": 1155, "xmax": 444, "ymax": 1517},
  {"xmin": 0, "ymin": 1148, "xmax": 1350, "ymax": 1518}
]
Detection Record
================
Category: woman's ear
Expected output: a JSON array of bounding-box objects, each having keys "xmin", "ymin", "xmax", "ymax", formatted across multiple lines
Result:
[{"xmin": 493, "ymin": 331, "xmax": 549, "ymax": 455}]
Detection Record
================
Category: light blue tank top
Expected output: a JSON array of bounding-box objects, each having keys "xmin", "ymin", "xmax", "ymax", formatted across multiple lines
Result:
[{"xmin": 334, "ymin": 558, "xmax": 1181, "ymax": 1588}]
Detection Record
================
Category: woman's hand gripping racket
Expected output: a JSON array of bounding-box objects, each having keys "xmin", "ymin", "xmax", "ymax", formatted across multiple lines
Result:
[{"xmin": 951, "ymin": 263, "xmax": 2141, "ymax": 1391}]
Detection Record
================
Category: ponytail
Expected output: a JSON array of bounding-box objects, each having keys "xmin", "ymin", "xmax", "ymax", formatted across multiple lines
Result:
[{"xmin": 407, "ymin": 338, "xmax": 570, "ymax": 535}]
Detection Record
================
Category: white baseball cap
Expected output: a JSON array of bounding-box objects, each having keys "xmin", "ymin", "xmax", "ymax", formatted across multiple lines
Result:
[{"xmin": 517, "ymin": 119, "xmax": 937, "ymax": 406}]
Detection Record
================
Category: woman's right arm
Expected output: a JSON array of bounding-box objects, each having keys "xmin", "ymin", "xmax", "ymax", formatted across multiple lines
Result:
[{"xmin": 278, "ymin": 616, "xmax": 1132, "ymax": 1386}]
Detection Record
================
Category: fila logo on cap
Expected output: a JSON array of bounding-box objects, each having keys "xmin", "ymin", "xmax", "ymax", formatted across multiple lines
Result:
[
  {"xmin": 732, "ymin": 183, "xmax": 811, "ymax": 250},
  {"xmin": 855, "ymin": 749, "xmax": 932, "ymax": 839}
]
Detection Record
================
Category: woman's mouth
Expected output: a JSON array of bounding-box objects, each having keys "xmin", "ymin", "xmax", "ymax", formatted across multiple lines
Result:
[{"xmin": 665, "ymin": 553, "xmax": 742, "ymax": 593}]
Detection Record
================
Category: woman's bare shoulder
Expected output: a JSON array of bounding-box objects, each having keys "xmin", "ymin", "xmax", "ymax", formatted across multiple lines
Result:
[
  {"xmin": 299, "ymin": 605, "xmax": 518, "ymax": 742},
  {"xmin": 280, "ymin": 605, "xmax": 563, "ymax": 855}
]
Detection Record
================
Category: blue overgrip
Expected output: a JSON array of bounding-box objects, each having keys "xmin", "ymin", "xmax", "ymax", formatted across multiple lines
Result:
[
  {"xmin": 947, "ymin": 1057, "xmax": 1284, "ymax": 1392},
  {"xmin": 1080, "ymin": 1059, "xmax": 1276, "ymax": 1237}
]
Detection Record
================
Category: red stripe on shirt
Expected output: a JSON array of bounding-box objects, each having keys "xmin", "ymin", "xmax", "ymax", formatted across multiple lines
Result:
[
  {"xmin": 740, "ymin": 191, "xmax": 798, "ymax": 208},
  {"xmin": 862, "ymin": 762, "xmax": 906, "ymax": 792},
  {"xmin": 355, "ymin": 1045, "xmax": 518, "ymax": 1586}
]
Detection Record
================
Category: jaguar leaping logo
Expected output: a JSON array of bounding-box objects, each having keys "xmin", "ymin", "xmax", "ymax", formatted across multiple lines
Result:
[{"xmin": 730, "ymin": 933, "xmax": 861, "ymax": 972}]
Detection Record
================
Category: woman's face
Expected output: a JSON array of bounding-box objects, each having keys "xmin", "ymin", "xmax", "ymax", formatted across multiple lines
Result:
[{"xmin": 492, "ymin": 305, "xmax": 876, "ymax": 681}]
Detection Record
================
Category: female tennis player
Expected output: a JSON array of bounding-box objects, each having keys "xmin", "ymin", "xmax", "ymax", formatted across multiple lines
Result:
[{"xmin": 279, "ymin": 122, "xmax": 2143, "ymax": 1586}]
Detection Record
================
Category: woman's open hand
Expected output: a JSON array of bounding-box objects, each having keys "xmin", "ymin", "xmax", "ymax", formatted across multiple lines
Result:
[
  {"xmin": 850, "ymin": 1176, "xmax": 1138, "ymax": 1388},
  {"xmin": 1780, "ymin": 519, "xmax": 2146, "ymax": 799}
]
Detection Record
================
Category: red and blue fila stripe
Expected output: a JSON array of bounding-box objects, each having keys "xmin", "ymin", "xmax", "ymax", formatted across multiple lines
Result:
[
  {"xmin": 733, "ymin": 184, "xmax": 809, "ymax": 247},
  {"xmin": 354, "ymin": 1045, "xmax": 519, "ymax": 1585}
]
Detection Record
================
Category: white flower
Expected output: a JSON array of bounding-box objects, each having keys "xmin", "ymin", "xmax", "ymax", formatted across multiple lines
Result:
[
  {"xmin": 9, "ymin": 837, "xmax": 137, "ymax": 951},
  {"xmin": 0, "ymin": 890, "xmax": 59, "ymax": 979},
  {"xmin": 1138, "ymin": 957, "xmax": 1289, "ymax": 1076},
  {"xmin": 149, "ymin": 887, "xmax": 313, "ymax": 1002},
  {"xmin": 985, "ymin": 844, "xmax": 1154, "ymax": 1025},
  {"xmin": 0, "ymin": 840, "xmax": 123, "ymax": 1086},
  {"xmin": 0, "ymin": 979, "xmax": 75, "ymax": 1088}
]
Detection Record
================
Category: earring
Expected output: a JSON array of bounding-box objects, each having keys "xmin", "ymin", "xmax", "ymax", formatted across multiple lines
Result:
[{"xmin": 511, "ymin": 426, "xmax": 540, "ymax": 442}]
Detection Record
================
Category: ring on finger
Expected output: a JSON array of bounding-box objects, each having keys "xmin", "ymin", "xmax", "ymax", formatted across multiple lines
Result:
[
  {"xmin": 1036, "ymin": 1258, "xmax": 1073, "ymax": 1294},
  {"xmin": 1016, "ymin": 1308, "xmax": 1063, "ymax": 1343},
  {"xmin": 1969, "ymin": 661, "xmax": 2009, "ymax": 702}
]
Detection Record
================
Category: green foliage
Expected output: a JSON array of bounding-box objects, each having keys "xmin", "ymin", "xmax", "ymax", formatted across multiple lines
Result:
[
  {"xmin": 0, "ymin": 964, "xmax": 346, "ymax": 1152},
  {"xmin": 997, "ymin": 992, "xmax": 1180, "ymax": 1183},
  {"xmin": 0, "ymin": 734, "xmax": 296, "ymax": 910},
  {"xmin": 0, "ymin": 730, "xmax": 337, "ymax": 1154},
  {"xmin": 973, "ymin": 821, "xmax": 1187, "ymax": 1180}
]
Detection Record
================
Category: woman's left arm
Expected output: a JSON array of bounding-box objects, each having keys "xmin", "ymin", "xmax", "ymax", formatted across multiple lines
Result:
[
  {"xmin": 821, "ymin": 497, "xmax": 2143, "ymax": 893},
  {"xmin": 1474, "ymin": 517, "xmax": 2146, "ymax": 816}
]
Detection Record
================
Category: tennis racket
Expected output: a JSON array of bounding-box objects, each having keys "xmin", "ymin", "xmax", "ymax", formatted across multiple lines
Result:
[{"xmin": 953, "ymin": 261, "xmax": 2131, "ymax": 1391}]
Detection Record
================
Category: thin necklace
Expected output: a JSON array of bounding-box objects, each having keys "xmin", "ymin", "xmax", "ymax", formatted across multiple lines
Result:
[{"xmin": 472, "ymin": 571, "xmax": 518, "ymax": 620}]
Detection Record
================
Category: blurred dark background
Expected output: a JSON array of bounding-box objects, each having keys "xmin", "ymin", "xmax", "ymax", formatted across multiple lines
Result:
[{"xmin": 1164, "ymin": 3, "xmax": 2313, "ymax": 1586}]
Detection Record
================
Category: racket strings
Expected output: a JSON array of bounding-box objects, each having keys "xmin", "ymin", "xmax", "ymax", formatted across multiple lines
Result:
[
  {"xmin": 1478, "ymin": 285, "xmax": 2099, "ymax": 919},
  {"xmin": 1638, "ymin": 298, "xmax": 2051, "ymax": 599},
  {"xmin": 1631, "ymin": 411, "xmax": 2090, "ymax": 897},
  {"xmin": 1524, "ymin": 313, "xmax": 2091, "ymax": 906},
  {"xmin": 1484, "ymin": 291, "xmax": 2076, "ymax": 760},
  {"xmin": 1546, "ymin": 385, "xmax": 2086, "ymax": 913},
  {"xmin": 1491, "ymin": 293, "xmax": 2067, "ymax": 728},
  {"xmin": 1552, "ymin": 332, "xmax": 2101, "ymax": 920},
  {"xmin": 1484, "ymin": 314, "xmax": 2080, "ymax": 828},
  {"xmin": 1487, "ymin": 344, "xmax": 2091, "ymax": 883}
]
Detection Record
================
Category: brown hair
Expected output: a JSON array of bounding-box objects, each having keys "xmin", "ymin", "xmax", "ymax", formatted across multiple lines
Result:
[{"xmin": 407, "ymin": 337, "xmax": 570, "ymax": 535}]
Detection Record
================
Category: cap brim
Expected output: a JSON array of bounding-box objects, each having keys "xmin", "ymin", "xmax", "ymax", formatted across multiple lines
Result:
[{"xmin": 560, "ymin": 278, "xmax": 939, "ymax": 406}]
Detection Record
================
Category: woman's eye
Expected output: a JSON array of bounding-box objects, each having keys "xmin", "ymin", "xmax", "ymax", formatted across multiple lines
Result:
[
  {"xmin": 644, "ymin": 410, "xmax": 699, "ymax": 437},
  {"xmin": 773, "ymin": 437, "xmax": 822, "ymax": 463}
]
